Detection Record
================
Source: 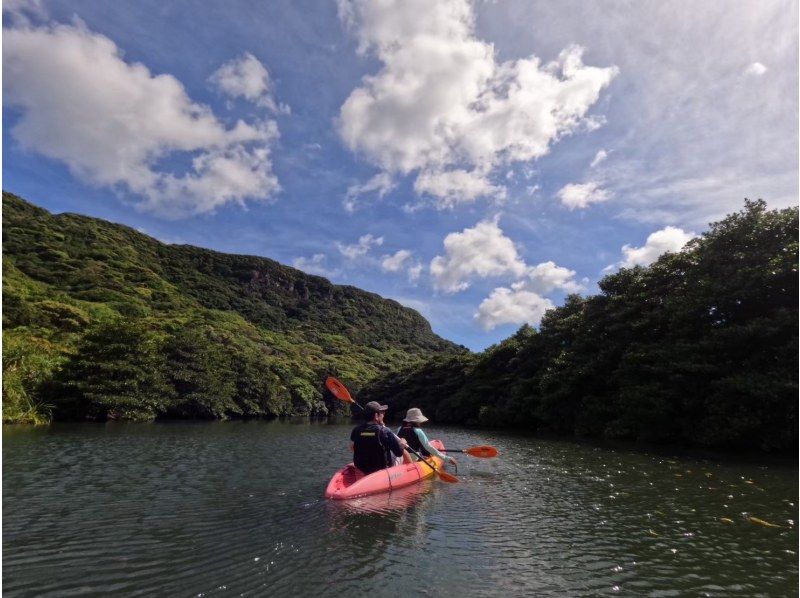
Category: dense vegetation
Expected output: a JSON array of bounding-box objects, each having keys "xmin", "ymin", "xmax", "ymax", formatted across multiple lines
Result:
[
  {"xmin": 2, "ymin": 192, "xmax": 462, "ymax": 423},
  {"xmin": 361, "ymin": 200, "xmax": 798, "ymax": 453}
]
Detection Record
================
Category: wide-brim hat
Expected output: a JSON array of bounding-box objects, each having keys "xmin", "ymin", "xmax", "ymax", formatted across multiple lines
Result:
[{"xmin": 403, "ymin": 407, "xmax": 428, "ymax": 424}]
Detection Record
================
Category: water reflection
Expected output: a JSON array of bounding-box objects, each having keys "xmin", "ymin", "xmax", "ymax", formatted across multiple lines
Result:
[
  {"xmin": 328, "ymin": 478, "xmax": 435, "ymax": 515},
  {"xmin": 3, "ymin": 422, "xmax": 797, "ymax": 597}
]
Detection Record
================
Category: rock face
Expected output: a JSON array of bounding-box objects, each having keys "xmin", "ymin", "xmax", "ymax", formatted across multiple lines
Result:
[{"xmin": 2, "ymin": 191, "xmax": 464, "ymax": 422}]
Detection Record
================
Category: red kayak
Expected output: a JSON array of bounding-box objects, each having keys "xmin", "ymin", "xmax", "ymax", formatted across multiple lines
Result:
[{"xmin": 325, "ymin": 439, "xmax": 446, "ymax": 500}]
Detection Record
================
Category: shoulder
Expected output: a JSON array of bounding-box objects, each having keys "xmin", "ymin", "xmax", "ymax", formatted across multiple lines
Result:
[{"xmin": 379, "ymin": 426, "xmax": 399, "ymax": 441}]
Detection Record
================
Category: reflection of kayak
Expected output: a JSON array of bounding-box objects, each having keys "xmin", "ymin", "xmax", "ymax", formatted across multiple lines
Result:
[
  {"xmin": 332, "ymin": 478, "xmax": 434, "ymax": 514},
  {"xmin": 325, "ymin": 439, "xmax": 445, "ymax": 500}
]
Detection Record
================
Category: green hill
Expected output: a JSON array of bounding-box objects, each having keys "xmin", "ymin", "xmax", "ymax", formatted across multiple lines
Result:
[
  {"xmin": 2, "ymin": 192, "xmax": 463, "ymax": 423},
  {"xmin": 360, "ymin": 200, "xmax": 798, "ymax": 453}
]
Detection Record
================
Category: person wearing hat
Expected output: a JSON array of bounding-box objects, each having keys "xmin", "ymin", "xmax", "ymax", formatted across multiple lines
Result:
[
  {"xmin": 396, "ymin": 408, "xmax": 457, "ymax": 466},
  {"xmin": 349, "ymin": 401, "xmax": 412, "ymax": 475}
]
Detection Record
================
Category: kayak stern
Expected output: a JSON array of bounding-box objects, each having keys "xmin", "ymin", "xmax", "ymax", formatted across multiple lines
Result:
[{"xmin": 325, "ymin": 440, "xmax": 445, "ymax": 500}]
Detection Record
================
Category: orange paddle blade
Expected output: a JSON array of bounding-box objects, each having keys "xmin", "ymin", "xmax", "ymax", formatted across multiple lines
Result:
[
  {"xmin": 464, "ymin": 445, "xmax": 499, "ymax": 458},
  {"xmin": 325, "ymin": 376, "xmax": 353, "ymax": 403},
  {"xmin": 436, "ymin": 469, "xmax": 459, "ymax": 483}
]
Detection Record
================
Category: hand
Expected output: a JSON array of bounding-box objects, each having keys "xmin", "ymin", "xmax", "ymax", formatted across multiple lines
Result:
[
  {"xmin": 448, "ymin": 456, "xmax": 457, "ymax": 465},
  {"xmin": 399, "ymin": 438, "xmax": 409, "ymax": 448}
]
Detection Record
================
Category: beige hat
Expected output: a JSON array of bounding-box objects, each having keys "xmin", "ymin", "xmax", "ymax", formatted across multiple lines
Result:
[{"xmin": 403, "ymin": 407, "xmax": 429, "ymax": 424}]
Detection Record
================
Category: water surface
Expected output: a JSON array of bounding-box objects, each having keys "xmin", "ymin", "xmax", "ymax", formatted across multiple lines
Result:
[{"xmin": 3, "ymin": 421, "xmax": 797, "ymax": 596}]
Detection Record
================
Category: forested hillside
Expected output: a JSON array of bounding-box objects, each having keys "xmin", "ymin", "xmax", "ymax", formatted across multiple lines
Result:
[
  {"xmin": 2, "ymin": 192, "xmax": 462, "ymax": 423},
  {"xmin": 361, "ymin": 200, "xmax": 798, "ymax": 453}
]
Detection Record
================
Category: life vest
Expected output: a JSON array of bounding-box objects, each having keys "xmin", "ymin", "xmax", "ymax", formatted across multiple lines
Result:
[
  {"xmin": 352, "ymin": 423, "xmax": 391, "ymax": 474},
  {"xmin": 397, "ymin": 424, "xmax": 430, "ymax": 457}
]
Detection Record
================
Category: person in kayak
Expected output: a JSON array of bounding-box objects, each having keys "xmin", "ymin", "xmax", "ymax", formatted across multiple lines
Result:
[
  {"xmin": 397, "ymin": 408, "xmax": 457, "ymax": 466},
  {"xmin": 350, "ymin": 401, "xmax": 411, "ymax": 475}
]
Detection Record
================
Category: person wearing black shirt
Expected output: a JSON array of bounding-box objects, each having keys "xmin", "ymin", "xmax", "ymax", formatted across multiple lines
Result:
[{"xmin": 349, "ymin": 401, "xmax": 411, "ymax": 475}]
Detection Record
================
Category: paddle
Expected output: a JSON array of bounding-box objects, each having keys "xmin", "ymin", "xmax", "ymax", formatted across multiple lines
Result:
[
  {"xmin": 324, "ymin": 376, "xmax": 458, "ymax": 484},
  {"xmin": 325, "ymin": 376, "xmax": 364, "ymax": 412},
  {"xmin": 405, "ymin": 445, "xmax": 458, "ymax": 483},
  {"xmin": 442, "ymin": 445, "xmax": 499, "ymax": 458}
]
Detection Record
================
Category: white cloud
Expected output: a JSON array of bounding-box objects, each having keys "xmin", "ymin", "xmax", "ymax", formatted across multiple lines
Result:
[
  {"xmin": 209, "ymin": 52, "xmax": 289, "ymax": 113},
  {"xmin": 382, "ymin": 251, "xmax": 424, "ymax": 282},
  {"xmin": 293, "ymin": 254, "xmax": 339, "ymax": 277},
  {"xmin": 745, "ymin": 62, "xmax": 768, "ymax": 76},
  {"xmin": 337, "ymin": 0, "xmax": 617, "ymax": 207},
  {"xmin": 430, "ymin": 217, "xmax": 526, "ymax": 293},
  {"xmin": 407, "ymin": 262, "xmax": 424, "ymax": 282},
  {"xmin": 474, "ymin": 287, "xmax": 554, "ymax": 330},
  {"xmin": 590, "ymin": 149, "xmax": 609, "ymax": 168},
  {"xmin": 381, "ymin": 249, "xmax": 412, "ymax": 272},
  {"xmin": 619, "ymin": 225, "xmax": 695, "ymax": 268},
  {"xmin": 473, "ymin": 259, "xmax": 580, "ymax": 329},
  {"xmin": 2, "ymin": 0, "xmax": 47, "ymax": 26},
  {"xmin": 514, "ymin": 261, "xmax": 583, "ymax": 294},
  {"xmin": 526, "ymin": 184, "xmax": 541, "ymax": 196},
  {"xmin": 343, "ymin": 172, "xmax": 395, "ymax": 212},
  {"xmin": 484, "ymin": 1, "xmax": 796, "ymax": 226},
  {"xmin": 336, "ymin": 233, "xmax": 384, "ymax": 259},
  {"xmin": 556, "ymin": 181, "xmax": 611, "ymax": 210},
  {"xmin": 413, "ymin": 168, "xmax": 507, "ymax": 207},
  {"xmin": 3, "ymin": 23, "xmax": 280, "ymax": 218}
]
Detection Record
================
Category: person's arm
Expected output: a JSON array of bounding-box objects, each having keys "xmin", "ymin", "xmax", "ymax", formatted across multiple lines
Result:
[
  {"xmin": 384, "ymin": 429, "xmax": 412, "ymax": 464},
  {"xmin": 415, "ymin": 428, "xmax": 456, "ymax": 464}
]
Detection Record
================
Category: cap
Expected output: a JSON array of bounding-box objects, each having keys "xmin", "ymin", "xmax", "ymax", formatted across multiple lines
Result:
[{"xmin": 364, "ymin": 401, "xmax": 389, "ymax": 415}]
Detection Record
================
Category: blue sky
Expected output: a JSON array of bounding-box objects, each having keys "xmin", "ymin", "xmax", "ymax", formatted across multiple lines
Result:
[{"xmin": 3, "ymin": 0, "xmax": 798, "ymax": 350}]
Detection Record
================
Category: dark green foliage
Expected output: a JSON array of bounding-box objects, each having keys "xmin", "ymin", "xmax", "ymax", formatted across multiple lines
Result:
[
  {"xmin": 52, "ymin": 319, "xmax": 173, "ymax": 421},
  {"xmin": 2, "ymin": 192, "xmax": 463, "ymax": 423},
  {"xmin": 362, "ymin": 200, "xmax": 798, "ymax": 453}
]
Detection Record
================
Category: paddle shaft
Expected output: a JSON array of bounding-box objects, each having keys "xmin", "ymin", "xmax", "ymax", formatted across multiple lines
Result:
[
  {"xmin": 325, "ymin": 376, "xmax": 457, "ymax": 481},
  {"xmin": 407, "ymin": 446, "xmax": 438, "ymax": 474}
]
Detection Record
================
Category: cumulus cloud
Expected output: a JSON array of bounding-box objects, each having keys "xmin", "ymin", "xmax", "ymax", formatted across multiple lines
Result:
[
  {"xmin": 430, "ymin": 217, "xmax": 526, "ymax": 293},
  {"xmin": 336, "ymin": 233, "xmax": 384, "ymax": 259},
  {"xmin": 293, "ymin": 254, "xmax": 339, "ymax": 277},
  {"xmin": 504, "ymin": 2, "xmax": 796, "ymax": 225},
  {"xmin": 590, "ymin": 149, "xmax": 609, "ymax": 168},
  {"xmin": 343, "ymin": 172, "xmax": 395, "ymax": 212},
  {"xmin": 381, "ymin": 249, "xmax": 412, "ymax": 272},
  {"xmin": 556, "ymin": 181, "xmax": 611, "ymax": 210},
  {"xmin": 473, "ymin": 259, "xmax": 581, "ymax": 329},
  {"xmin": 619, "ymin": 226, "xmax": 695, "ymax": 268},
  {"xmin": 2, "ymin": 0, "xmax": 47, "ymax": 26},
  {"xmin": 414, "ymin": 168, "xmax": 507, "ymax": 207},
  {"xmin": 407, "ymin": 262, "xmax": 424, "ymax": 282},
  {"xmin": 744, "ymin": 62, "xmax": 768, "ymax": 76},
  {"xmin": 382, "ymin": 250, "xmax": 423, "ymax": 282},
  {"xmin": 514, "ymin": 261, "xmax": 583, "ymax": 294},
  {"xmin": 337, "ymin": 0, "xmax": 617, "ymax": 208},
  {"xmin": 209, "ymin": 52, "xmax": 289, "ymax": 113},
  {"xmin": 475, "ymin": 287, "xmax": 554, "ymax": 330},
  {"xmin": 3, "ymin": 22, "xmax": 280, "ymax": 218}
]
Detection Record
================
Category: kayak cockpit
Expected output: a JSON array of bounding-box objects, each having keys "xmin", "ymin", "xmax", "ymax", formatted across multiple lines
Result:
[{"xmin": 325, "ymin": 439, "xmax": 445, "ymax": 500}]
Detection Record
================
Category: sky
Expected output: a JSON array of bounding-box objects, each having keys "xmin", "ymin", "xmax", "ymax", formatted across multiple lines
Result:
[{"xmin": 3, "ymin": 0, "xmax": 798, "ymax": 351}]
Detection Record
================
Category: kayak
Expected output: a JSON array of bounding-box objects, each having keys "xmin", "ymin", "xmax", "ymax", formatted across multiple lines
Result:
[{"xmin": 325, "ymin": 439, "xmax": 446, "ymax": 500}]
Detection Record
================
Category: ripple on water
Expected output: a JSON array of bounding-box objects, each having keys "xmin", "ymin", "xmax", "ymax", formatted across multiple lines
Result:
[{"xmin": 3, "ymin": 422, "xmax": 798, "ymax": 597}]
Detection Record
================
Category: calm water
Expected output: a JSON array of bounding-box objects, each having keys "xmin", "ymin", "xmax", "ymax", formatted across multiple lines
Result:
[{"xmin": 3, "ymin": 421, "xmax": 797, "ymax": 597}]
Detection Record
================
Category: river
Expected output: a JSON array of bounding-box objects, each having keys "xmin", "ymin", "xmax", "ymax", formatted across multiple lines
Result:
[{"xmin": 3, "ymin": 420, "xmax": 797, "ymax": 596}]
